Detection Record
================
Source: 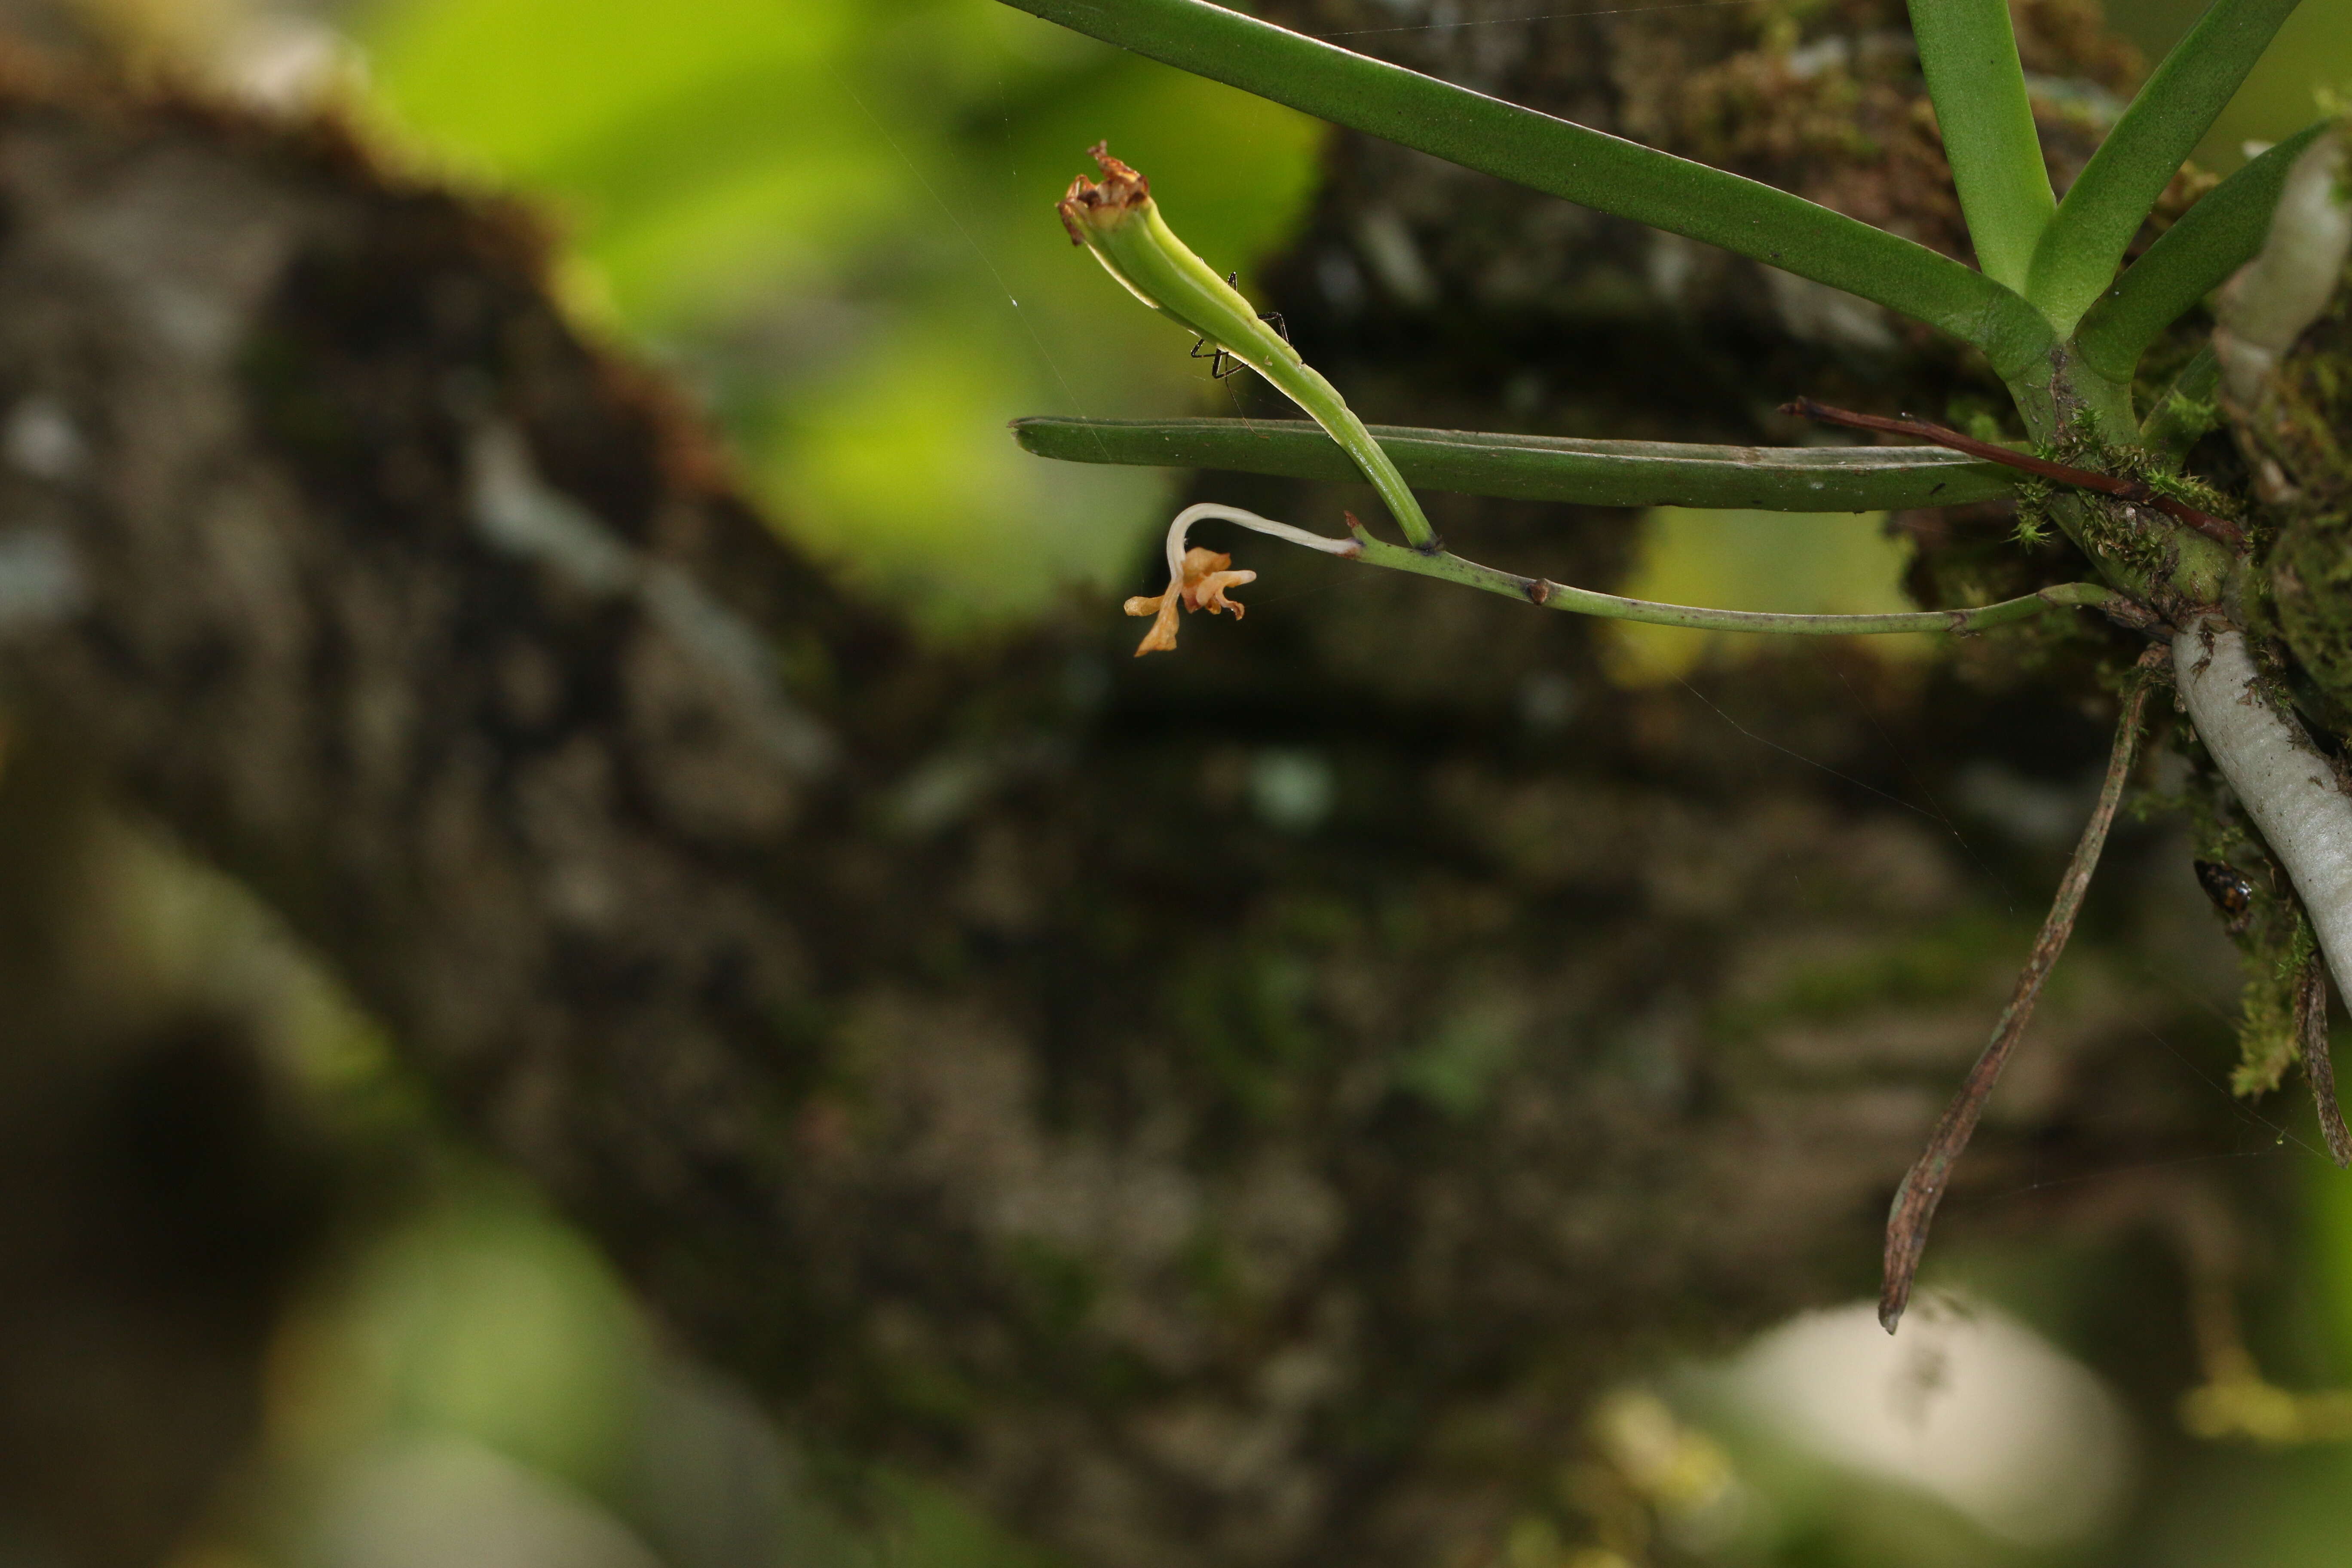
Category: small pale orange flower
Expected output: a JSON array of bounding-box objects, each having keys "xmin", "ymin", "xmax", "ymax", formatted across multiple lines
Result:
[{"xmin": 1123, "ymin": 546, "xmax": 1257, "ymax": 655}]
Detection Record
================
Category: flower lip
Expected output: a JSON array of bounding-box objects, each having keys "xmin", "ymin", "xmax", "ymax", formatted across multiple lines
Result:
[
  {"xmin": 1123, "ymin": 545, "xmax": 1257, "ymax": 656},
  {"xmin": 1058, "ymin": 141, "xmax": 1151, "ymax": 245}
]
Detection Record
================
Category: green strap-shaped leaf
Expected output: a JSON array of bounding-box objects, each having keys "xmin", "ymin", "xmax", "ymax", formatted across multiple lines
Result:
[
  {"xmin": 1908, "ymin": 0, "xmax": 2053, "ymax": 291},
  {"xmin": 1001, "ymin": 0, "xmax": 2056, "ymax": 377},
  {"xmin": 2074, "ymin": 120, "xmax": 2334, "ymax": 382},
  {"xmin": 1012, "ymin": 416, "xmax": 2020, "ymax": 511},
  {"xmin": 2025, "ymin": 0, "xmax": 2304, "ymax": 331}
]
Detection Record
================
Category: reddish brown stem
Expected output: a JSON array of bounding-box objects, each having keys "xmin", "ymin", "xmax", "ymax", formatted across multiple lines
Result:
[
  {"xmin": 1782, "ymin": 398, "xmax": 2246, "ymax": 551},
  {"xmin": 1880, "ymin": 649, "xmax": 2165, "ymax": 1332},
  {"xmin": 2300, "ymin": 958, "xmax": 2352, "ymax": 1168}
]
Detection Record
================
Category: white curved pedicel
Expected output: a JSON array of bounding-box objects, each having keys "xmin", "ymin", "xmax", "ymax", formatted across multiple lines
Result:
[
  {"xmin": 2176, "ymin": 620, "xmax": 2352, "ymax": 995},
  {"xmin": 1163, "ymin": 502, "xmax": 1357, "ymax": 581}
]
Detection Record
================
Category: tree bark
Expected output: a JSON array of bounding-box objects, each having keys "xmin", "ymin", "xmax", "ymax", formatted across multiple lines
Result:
[{"xmin": 0, "ymin": 12, "xmax": 2278, "ymax": 1566}]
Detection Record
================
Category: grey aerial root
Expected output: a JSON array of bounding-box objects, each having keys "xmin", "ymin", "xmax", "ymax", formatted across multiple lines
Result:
[
  {"xmin": 2214, "ymin": 127, "xmax": 2351, "ymax": 411},
  {"xmin": 2174, "ymin": 619, "xmax": 2352, "ymax": 1006}
]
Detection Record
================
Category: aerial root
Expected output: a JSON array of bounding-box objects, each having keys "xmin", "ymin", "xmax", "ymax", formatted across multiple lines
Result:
[
  {"xmin": 2299, "ymin": 958, "xmax": 2352, "ymax": 1167},
  {"xmin": 1879, "ymin": 646, "xmax": 2166, "ymax": 1332}
]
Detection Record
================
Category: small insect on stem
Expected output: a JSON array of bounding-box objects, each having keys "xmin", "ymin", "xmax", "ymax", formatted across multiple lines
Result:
[
  {"xmin": 2195, "ymin": 858, "xmax": 2258, "ymax": 935},
  {"xmin": 1190, "ymin": 272, "xmax": 1289, "ymax": 379}
]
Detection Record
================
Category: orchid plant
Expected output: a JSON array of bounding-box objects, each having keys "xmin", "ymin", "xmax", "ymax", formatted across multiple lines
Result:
[{"xmin": 1002, "ymin": 0, "xmax": 2352, "ymax": 1331}]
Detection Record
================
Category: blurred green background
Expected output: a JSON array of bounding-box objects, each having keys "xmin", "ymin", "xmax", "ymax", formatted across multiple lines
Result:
[
  {"xmin": 52, "ymin": 0, "xmax": 2352, "ymax": 1565},
  {"xmin": 352, "ymin": 0, "xmax": 1326, "ymax": 629}
]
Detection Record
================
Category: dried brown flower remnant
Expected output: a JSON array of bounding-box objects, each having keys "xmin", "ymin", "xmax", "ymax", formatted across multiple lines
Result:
[
  {"xmin": 1124, "ymin": 546, "xmax": 1255, "ymax": 655},
  {"xmin": 1058, "ymin": 141, "xmax": 1149, "ymax": 246}
]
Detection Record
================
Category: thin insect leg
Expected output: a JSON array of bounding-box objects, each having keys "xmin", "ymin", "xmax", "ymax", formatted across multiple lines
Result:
[
  {"xmin": 1218, "ymin": 271, "xmax": 1244, "ymax": 374},
  {"xmin": 1177, "ymin": 273, "xmax": 1281, "ymax": 376},
  {"xmin": 1188, "ymin": 335, "xmax": 1240, "ymax": 380}
]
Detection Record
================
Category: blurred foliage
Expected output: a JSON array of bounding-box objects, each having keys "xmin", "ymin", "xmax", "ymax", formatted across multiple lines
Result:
[
  {"xmin": 308, "ymin": 1190, "xmax": 642, "ymax": 1488},
  {"xmin": 41, "ymin": 2, "xmax": 2352, "ymax": 1566},
  {"xmin": 215, "ymin": 1146, "xmax": 1063, "ymax": 1568},
  {"xmin": 350, "ymin": 0, "xmax": 1322, "ymax": 630},
  {"xmin": 2108, "ymin": 0, "xmax": 2352, "ymax": 167},
  {"xmin": 1605, "ymin": 508, "xmax": 1927, "ymax": 683}
]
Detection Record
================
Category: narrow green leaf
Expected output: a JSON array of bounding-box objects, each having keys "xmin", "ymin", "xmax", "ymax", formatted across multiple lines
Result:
[
  {"xmin": 2140, "ymin": 343, "xmax": 2222, "ymax": 455},
  {"xmin": 2025, "ymin": 0, "xmax": 2304, "ymax": 330},
  {"xmin": 2074, "ymin": 120, "xmax": 2334, "ymax": 382},
  {"xmin": 1012, "ymin": 416, "xmax": 2020, "ymax": 511},
  {"xmin": 1001, "ymin": 0, "xmax": 2056, "ymax": 376},
  {"xmin": 1908, "ymin": 0, "xmax": 2054, "ymax": 291}
]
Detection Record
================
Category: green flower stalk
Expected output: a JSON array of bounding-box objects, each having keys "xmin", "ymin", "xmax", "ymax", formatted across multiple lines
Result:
[{"xmin": 1058, "ymin": 144, "xmax": 1438, "ymax": 551}]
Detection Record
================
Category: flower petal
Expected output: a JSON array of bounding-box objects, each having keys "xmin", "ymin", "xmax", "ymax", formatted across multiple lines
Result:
[
  {"xmin": 1124, "ymin": 591, "xmax": 1182, "ymax": 656},
  {"xmin": 1175, "ymin": 547, "xmax": 1234, "ymax": 611},
  {"xmin": 1192, "ymin": 570, "xmax": 1256, "ymax": 618}
]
